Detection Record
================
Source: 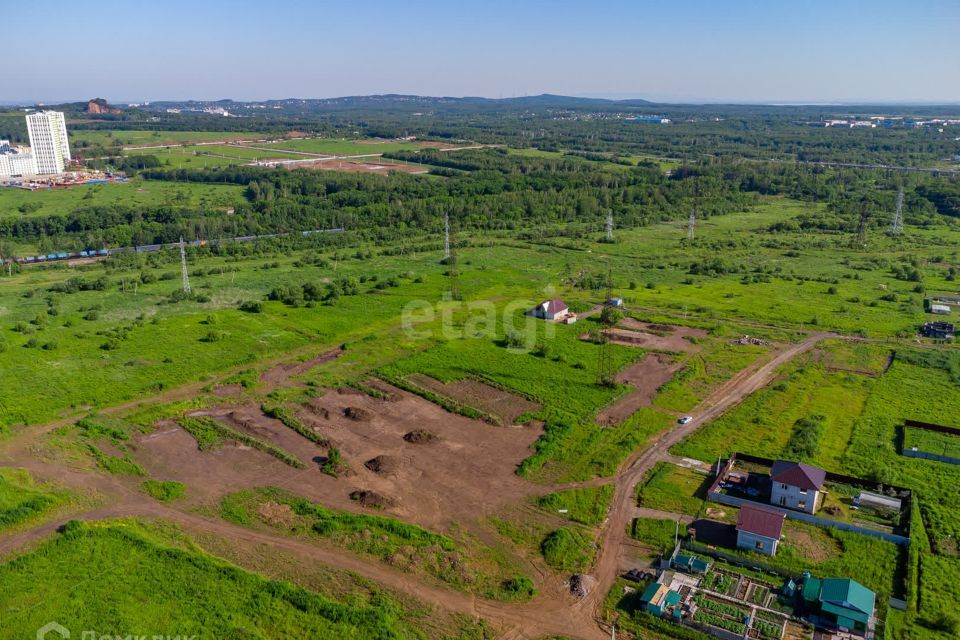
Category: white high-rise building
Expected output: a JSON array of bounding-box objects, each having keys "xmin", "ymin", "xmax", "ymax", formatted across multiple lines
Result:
[
  {"xmin": 26, "ymin": 110, "xmax": 71, "ymax": 174},
  {"xmin": 0, "ymin": 139, "xmax": 38, "ymax": 178}
]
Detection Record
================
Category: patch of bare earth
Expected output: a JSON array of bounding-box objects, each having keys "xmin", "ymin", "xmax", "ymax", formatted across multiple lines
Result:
[
  {"xmin": 406, "ymin": 374, "xmax": 541, "ymax": 424},
  {"xmin": 597, "ymin": 353, "xmax": 683, "ymax": 425},
  {"xmin": 259, "ymin": 346, "xmax": 344, "ymax": 385},
  {"xmin": 212, "ymin": 384, "xmax": 243, "ymax": 397},
  {"xmin": 787, "ymin": 527, "xmax": 837, "ymax": 563},
  {"xmin": 289, "ymin": 159, "xmax": 428, "ymax": 174},
  {"xmin": 257, "ymin": 501, "xmax": 297, "ymax": 527},
  {"xmin": 594, "ymin": 320, "xmax": 707, "ymax": 353},
  {"xmin": 134, "ymin": 384, "xmax": 543, "ymax": 530}
]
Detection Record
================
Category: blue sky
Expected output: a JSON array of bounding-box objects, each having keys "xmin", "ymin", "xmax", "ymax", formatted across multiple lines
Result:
[{"xmin": 7, "ymin": 0, "xmax": 959, "ymax": 104}]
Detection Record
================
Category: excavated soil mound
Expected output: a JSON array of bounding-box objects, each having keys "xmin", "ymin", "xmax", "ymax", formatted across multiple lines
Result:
[
  {"xmin": 364, "ymin": 455, "xmax": 400, "ymax": 476},
  {"xmin": 403, "ymin": 429, "xmax": 438, "ymax": 444},
  {"xmin": 344, "ymin": 407, "xmax": 372, "ymax": 421},
  {"xmin": 350, "ymin": 490, "xmax": 395, "ymax": 509}
]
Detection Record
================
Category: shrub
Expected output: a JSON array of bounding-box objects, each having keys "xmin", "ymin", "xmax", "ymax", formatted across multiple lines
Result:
[{"xmin": 141, "ymin": 480, "xmax": 185, "ymax": 502}]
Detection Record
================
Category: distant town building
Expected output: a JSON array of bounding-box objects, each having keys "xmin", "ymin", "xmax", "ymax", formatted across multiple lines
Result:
[
  {"xmin": 770, "ymin": 460, "xmax": 826, "ymax": 514},
  {"xmin": 930, "ymin": 304, "xmax": 951, "ymax": 315},
  {"xmin": 26, "ymin": 110, "xmax": 71, "ymax": 174},
  {"xmin": 625, "ymin": 116, "xmax": 671, "ymax": 124}
]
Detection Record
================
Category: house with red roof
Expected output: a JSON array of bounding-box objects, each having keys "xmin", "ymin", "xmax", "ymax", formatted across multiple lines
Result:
[
  {"xmin": 530, "ymin": 298, "xmax": 571, "ymax": 321},
  {"xmin": 770, "ymin": 460, "xmax": 826, "ymax": 514},
  {"xmin": 735, "ymin": 504, "xmax": 786, "ymax": 556}
]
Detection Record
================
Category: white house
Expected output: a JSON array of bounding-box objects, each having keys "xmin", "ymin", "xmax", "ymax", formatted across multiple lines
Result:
[
  {"xmin": 769, "ymin": 460, "xmax": 826, "ymax": 514},
  {"xmin": 530, "ymin": 298, "xmax": 569, "ymax": 321},
  {"xmin": 735, "ymin": 504, "xmax": 786, "ymax": 557}
]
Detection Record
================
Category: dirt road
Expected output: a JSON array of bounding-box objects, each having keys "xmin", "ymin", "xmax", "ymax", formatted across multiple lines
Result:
[{"xmin": 581, "ymin": 331, "xmax": 832, "ymax": 626}]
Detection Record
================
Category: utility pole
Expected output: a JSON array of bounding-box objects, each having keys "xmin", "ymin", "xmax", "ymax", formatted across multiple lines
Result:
[{"xmin": 179, "ymin": 236, "xmax": 191, "ymax": 294}]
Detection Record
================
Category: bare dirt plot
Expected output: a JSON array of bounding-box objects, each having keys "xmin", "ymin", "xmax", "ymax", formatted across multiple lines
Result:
[
  {"xmin": 597, "ymin": 319, "xmax": 707, "ymax": 353},
  {"xmin": 134, "ymin": 384, "xmax": 543, "ymax": 530},
  {"xmin": 417, "ymin": 141, "xmax": 459, "ymax": 149},
  {"xmin": 259, "ymin": 346, "xmax": 344, "ymax": 385},
  {"xmin": 406, "ymin": 374, "xmax": 542, "ymax": 424},
  {"xmin": 596, "ymin": 354, "xmax": 683, "ymax": 425},
  {"xmin": 287, "ymin": 159, "xmax": 429, "ymax": 174}
]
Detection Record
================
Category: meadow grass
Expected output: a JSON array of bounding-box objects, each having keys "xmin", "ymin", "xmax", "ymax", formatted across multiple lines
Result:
[
  {"xmin": 0, "ymin": 177, "xmax": 242, "ymax": 220},
  {"xmin": 69, "ymin": 129, "xmax": 262, "ymax": 148},
  {"xmin": 0, "ymin": 468, "xmax": 68, "ymax": 532},
  {"xmin": 636, "ymin": 462, "xmax": 710, "ymax": 517},
  {"xmin": 535, "ymin": 485, "xmax": 613, "ymax": 526},
  {"xmin": 0, "ymin": 520, "xmax": 438, "ymax": 639},
  {"xmin": 671, "ymin": 351, "xmax": 872, "ymax": 471},
  {"xmin": 220, "ymin": 487, "xmax": 533, "ymax": 601},
  {"xmin": 140, "ymin": 479, "xmax": 185, "ymax": 502}
]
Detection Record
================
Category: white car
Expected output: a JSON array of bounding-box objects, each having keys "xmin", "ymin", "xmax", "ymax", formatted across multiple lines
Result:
[{"xmin": 678, "ymin": 416, "xmax": 693, "ymax": 425}]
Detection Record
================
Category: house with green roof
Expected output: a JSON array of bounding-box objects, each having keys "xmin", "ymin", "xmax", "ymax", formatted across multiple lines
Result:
[
  {"xmin": 801, "ymin": 577, "xmax": 876, "ymax": 636},
  {"xmin": 639, "ymin": 582, "xmax": 683, "ymax": 620}
]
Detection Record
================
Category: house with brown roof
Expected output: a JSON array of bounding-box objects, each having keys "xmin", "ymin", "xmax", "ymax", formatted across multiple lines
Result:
[
  {"xmin": 770, "ymin": 460, "xmax": 826, "ymax": 514},
  {"xmin": 736, "ymin": 504, "xmax": 786, "ymax": 556},
  {"xmin": 530, "ymin": 298, "xmax": 570, "ymax": 321}
]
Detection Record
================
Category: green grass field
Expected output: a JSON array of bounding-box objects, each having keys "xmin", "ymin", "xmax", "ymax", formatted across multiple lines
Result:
[
  {"xmin": 70, "ymin": 129, "xmax": 263, "ymax": 148},
  {"xmin": 0, "ymin": 178, "xmax": 243, "ymax": 221},
  {"xmin": 0, "ymin": 520, "xmax": 472, "ymax": 639},
  {"xmin": 671, "ymin": 350, "xmax": 872, "ymax": 470},
  {"xmin": 262, "ymin": 138, "xmax": 427, "ymax": 156},
  {"xmin": 0, "ymin": 467, "xmax": 69, "ymax": 532}
]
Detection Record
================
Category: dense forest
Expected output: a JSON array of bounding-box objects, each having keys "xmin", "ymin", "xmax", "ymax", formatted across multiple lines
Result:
[{"xmin": 3, "ymin": 149, "xmax": 958, "ymax": 255}]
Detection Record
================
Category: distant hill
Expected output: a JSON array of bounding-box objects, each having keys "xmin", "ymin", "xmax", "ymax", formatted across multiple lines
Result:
[
  {"xmin": 140, "ymin": 93, "xmax": 658, "ymax": 115},
  {"xmin": 85, "ymin": 98, "xmax": 121, "ymax": 115}
]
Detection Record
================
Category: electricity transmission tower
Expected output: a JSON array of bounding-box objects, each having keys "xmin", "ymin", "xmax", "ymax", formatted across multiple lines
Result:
[
  {"xmin": 605, "ymin": 210, "xmax": 614, "ymax": 242},
  {"xmin": 444, "ymin": 214, "xmax": 461, "ymax": 301},
  {"xmin": 179, "ymin": 237, "xmax": 191, "ymax": 294},
  {"xmin": 891, "ymin": 189, "xmax": 904, "ymax": 236},
  {"xmin": 687, "ymin": 209, "xmax": 696, "ymax": 241},
  {"xmin": 852, "ymin": 202, "xmax": 870, "ymax": 248},
  {"xmin": 597, "ymin": 270, "xmax": 616, "ymax": 387},
  {"xmin": 443, "ymin": 212, "xmax": 451, "ymax": 260}
]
